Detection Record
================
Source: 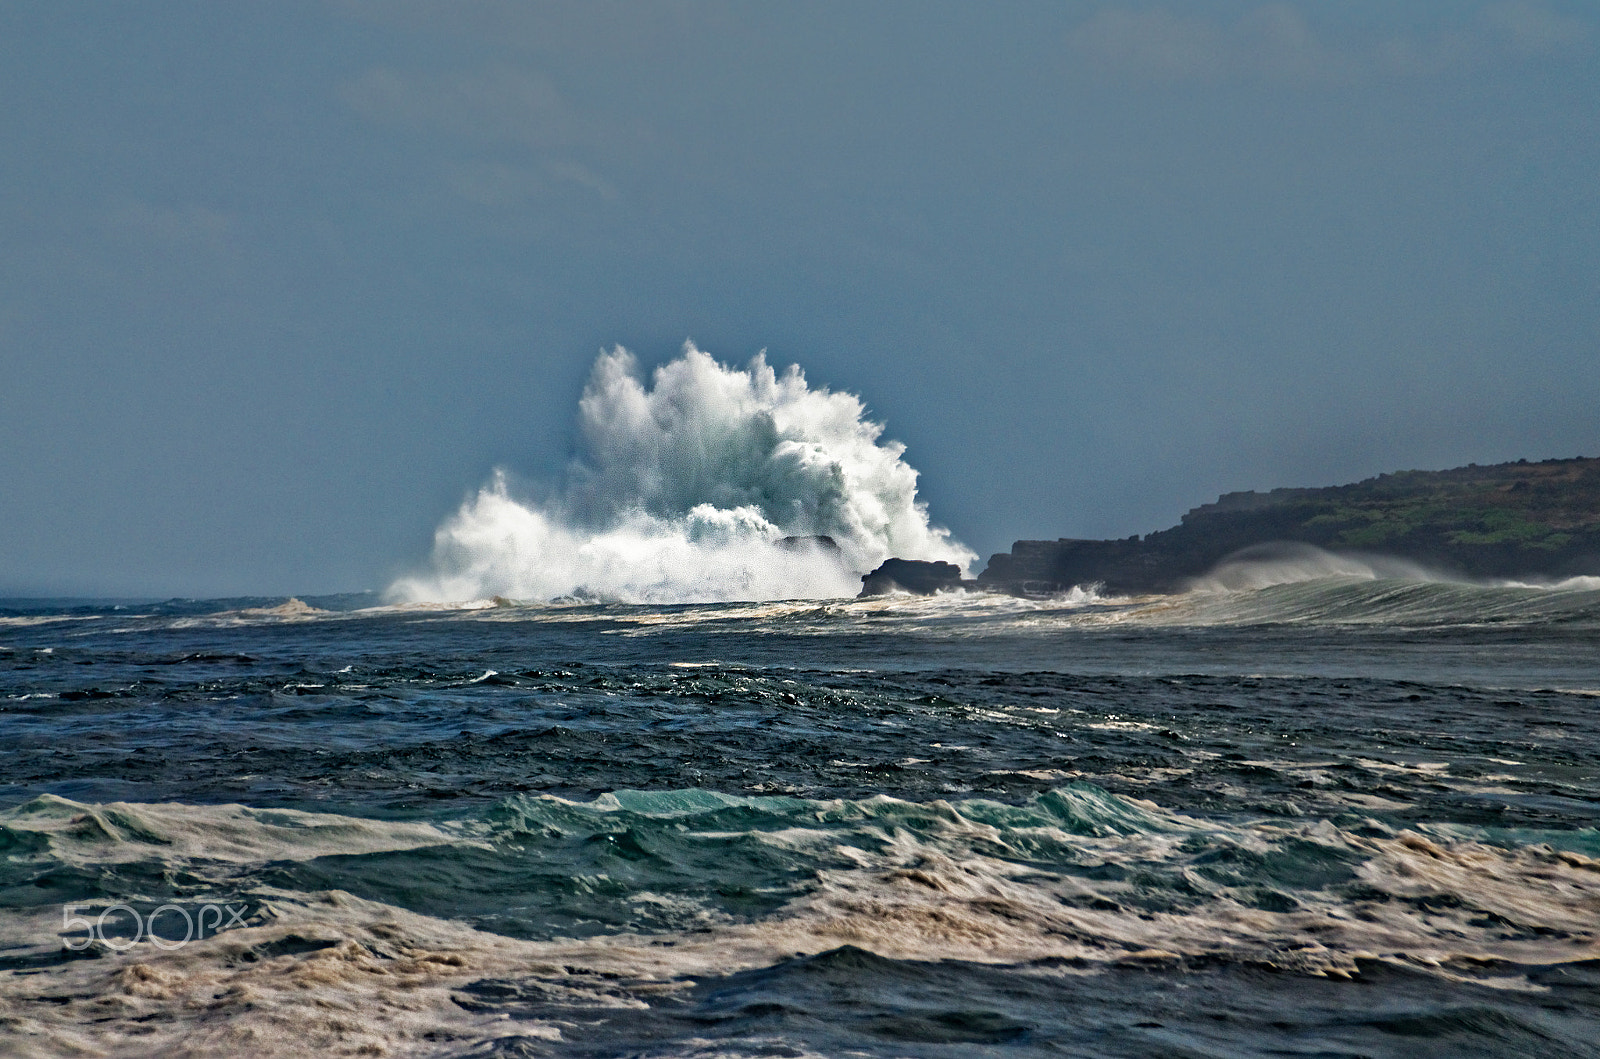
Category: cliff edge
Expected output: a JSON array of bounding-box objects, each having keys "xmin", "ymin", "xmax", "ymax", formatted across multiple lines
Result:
[{"xmin": 972, "ymin": 456, "xmax": 1600, "ymax": 595}]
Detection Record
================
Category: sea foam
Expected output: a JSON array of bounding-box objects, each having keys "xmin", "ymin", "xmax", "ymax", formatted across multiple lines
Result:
[{"xmin": 391, "ymin": 344, "xmax": 972, "ymax": 603}]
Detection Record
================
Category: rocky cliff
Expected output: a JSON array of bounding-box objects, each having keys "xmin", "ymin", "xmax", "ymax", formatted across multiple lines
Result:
[{"xmin": 974, "ymin": 457, "xmax": 1600, "ymax": 595}]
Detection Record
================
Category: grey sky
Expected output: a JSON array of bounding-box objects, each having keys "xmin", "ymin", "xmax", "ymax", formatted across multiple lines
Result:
[{"xmin": 2, "ymin": 1, "xmax": 1596, "ymax": 596}]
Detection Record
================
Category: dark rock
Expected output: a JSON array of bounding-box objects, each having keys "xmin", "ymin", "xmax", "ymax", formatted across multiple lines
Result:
[
  {"xmin": 860, "ymin": 559, "xmax": 968, "ymax": 596},
  {"xmin": 775, "ymin": 535, "xmax": 840, "ymax": 552}
]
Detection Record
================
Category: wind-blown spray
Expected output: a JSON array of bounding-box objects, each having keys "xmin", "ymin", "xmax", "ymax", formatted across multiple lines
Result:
[{"xmin": 391, "ymin": 344, "xmax": 973, "ymax": 602}]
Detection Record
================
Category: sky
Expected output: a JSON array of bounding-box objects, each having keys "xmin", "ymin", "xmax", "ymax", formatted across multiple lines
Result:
[{"xmin": 2, "ymin": 1, "xmax": 1597, "ymax": 597}]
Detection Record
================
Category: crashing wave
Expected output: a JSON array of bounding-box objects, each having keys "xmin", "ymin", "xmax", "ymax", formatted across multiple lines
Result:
[{"xmin": 391, "ymin": 344, "xmax": 972, "ymax": 603}]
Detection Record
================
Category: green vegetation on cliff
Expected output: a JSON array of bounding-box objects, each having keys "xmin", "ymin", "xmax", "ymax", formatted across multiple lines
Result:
[
  {"xmin": 1200, "ymin": 458, "xmax": 1598, "ymax": 553},
  {"xmin": 978, "ymin": 457, "xmax": 1600, "ymax": 594}
]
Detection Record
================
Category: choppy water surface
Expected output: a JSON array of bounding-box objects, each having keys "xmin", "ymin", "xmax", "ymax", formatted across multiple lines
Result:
[{"xmin": 2, "ymin": 581, "xmax": 1598, "ymax": 1057}]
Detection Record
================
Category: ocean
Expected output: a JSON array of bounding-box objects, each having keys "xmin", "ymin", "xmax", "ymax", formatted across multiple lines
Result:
[{"xmin": 3, "ymin": 580, "xmax": 1599, "ymax": 1057}]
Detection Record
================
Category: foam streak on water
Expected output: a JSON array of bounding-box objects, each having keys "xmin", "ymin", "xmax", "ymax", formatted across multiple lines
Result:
[{"xmin": 2, "ymin": 786, "xmax": 1599, "ymax": 1056}]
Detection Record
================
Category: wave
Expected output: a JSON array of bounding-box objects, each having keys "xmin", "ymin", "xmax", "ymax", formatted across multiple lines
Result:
[
  {"xmin": 3, "ymin": 788, "xmax": 1599, "ymax": 1056},
  {"xmin": 390, "ymin": 344, "xmax": 972, "ymax": 604},
  {"xmin": 8, "ymin": 786, "xmax": 1599, "ymax": 959},
  {"xmin": 1134, "ymin": 544, "xmax": 1600, "ymax": 628},
  {"xmin": 0, "ymin": 794, "xmax": 458, "ymax": 867},
  {"xmin": 1120, "ymin": 579, "xmax": 1600, "ymax": 629},
  {"xmin": 1188, "ymin": 542, "xmax": 1441, "ymax": 592},
  {"xmin": 1188, "ymin": 542, "xmax": 1600, "ymax": 596}
]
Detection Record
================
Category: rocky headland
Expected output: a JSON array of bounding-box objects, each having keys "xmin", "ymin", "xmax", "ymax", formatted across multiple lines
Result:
[{"xmin": 861, "ymin": 456, "xmax": 1600, "ymax": 596}]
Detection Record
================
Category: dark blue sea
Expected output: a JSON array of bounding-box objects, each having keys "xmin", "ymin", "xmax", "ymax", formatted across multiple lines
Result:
[{"xmin": 3, "ymin": 580, "xmax": 1600, "ymax": 1057}]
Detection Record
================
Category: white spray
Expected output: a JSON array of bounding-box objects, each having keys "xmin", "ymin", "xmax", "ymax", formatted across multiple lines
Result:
[
  {"xmin": 391, "ymin": 344, "xmax": 974, "ymax": 603},
  {"xmin": 1189, "ymin": 542, "xmax": 1437, "ymax": 592}
]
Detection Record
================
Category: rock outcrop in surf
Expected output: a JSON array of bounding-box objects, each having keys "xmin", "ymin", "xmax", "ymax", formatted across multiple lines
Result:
[{"xmin": 859, "ymin": 558, "xmax": 975, "ymax": 596}]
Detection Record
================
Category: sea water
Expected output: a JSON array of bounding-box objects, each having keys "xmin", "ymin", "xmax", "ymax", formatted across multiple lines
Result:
[{"xmin": 2, "ymin": 583, "xmax": 1599, "ymax": 1057}]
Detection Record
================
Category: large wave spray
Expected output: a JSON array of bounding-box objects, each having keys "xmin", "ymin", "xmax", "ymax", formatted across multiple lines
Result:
[{"xmin": 391, "ymin": 344, "xmax": 973, "ymax": 603}]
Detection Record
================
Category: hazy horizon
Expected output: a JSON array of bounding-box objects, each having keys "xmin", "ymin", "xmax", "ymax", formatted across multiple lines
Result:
[{"xmin": 3, "ymin": 447, "xmax": 1592, "ymax": 602}]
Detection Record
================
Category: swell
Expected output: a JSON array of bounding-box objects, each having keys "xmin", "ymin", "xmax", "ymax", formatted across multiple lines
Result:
[
  {"xmin": 1138, "ymin": 573, "xmax": 1600, "ymax": 628},
  {"xmin": 6, "ymin": 658, "xmax": 1600, "ymax": 819},
  {"xmin": 2, "ymin": 787, "xmax": 1599, "ymax": 1057},
  {"xmin": 5, "ymin": 786, "xmax": 1598, "ymax": 958}
]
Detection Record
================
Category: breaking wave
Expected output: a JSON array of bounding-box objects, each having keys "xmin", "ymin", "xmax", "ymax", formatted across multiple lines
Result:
[
  {"xmin": 1188, "ymin": 542, "xmax": 1440, "ymax": 592},
  {"xmin": 1190, "ymin": 543, "xmax": 1600, "ymax": 596},
  {"xmin": 391, "ymin": 344, "xmax": 972, "ymax": 603},
  {"xmin": 1133, "ymin": 544, "xmax": 1600, "ymax": 627}
]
